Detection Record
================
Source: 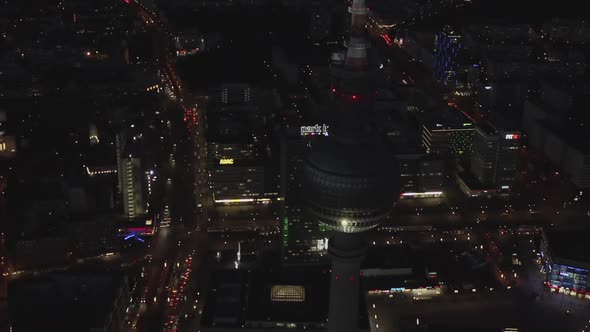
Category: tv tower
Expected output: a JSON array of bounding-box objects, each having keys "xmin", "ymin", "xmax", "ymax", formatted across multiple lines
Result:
[{"xmin": 303, "ymin": 0, "xmax": 400, "ymax": 332}]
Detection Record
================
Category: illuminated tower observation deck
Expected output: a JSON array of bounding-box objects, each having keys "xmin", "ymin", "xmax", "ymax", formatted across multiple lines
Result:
[{"xmin": 303, "ymin": 0, "xmax": 400, "ymax": 331}]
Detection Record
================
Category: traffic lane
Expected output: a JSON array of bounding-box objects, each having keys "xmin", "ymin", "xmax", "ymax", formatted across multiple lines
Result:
[
  {"xmin": 164, "ymin": 252, "xmax": 203, "ymax": 330},
  {"xmin": 134, "ymin": 225, "xmax": 191, "ymax": 329},
  {"xmin": 176, "ymin": 250, "xmax": 208, "ymax": 331}
]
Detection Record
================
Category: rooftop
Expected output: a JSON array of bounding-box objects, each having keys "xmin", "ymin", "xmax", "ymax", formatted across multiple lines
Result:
[
  {"xmin": 202, "ymin": 268, "xmax": 370, "ymax": 330},
  {"xmin": 476, "ymin": 121, "xmax": 498, "ymax": 136},
  {"xmin": 362, "ymin": 245, "xmax": 416, "ymax": 270},
  {"xmin": 540, "ymin": 120, "xmax": 590, "ymax": 154},
  {"xmin": 423, "ymin": 106, "xmax": 474, "ymax": 130},
  {"xmin": 202, "ymin": 270, "xmax": 247, "ymax": 327},
  {"xmin": 8, "ymin": 271, "xmax": 126, "ymax": 331},
  {"xmin": 207, "ymin": 107, "xmax": 265, "ymax": 143},
  {"xmin": 546, "ymin": 231, "xmax": 590, "ymax": 265},
  {"xmin": 457, "ymin": 171, "xmax": 487, "ymax": 191},
  {"xmin": 245, "ymin": 268, "xmax": 330, "ymax": 324}
]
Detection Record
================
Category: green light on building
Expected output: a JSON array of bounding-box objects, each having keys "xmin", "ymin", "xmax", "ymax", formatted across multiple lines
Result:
[{"xmin": 283, "ymin": 217, "xmax": 289, "ymax": 245}]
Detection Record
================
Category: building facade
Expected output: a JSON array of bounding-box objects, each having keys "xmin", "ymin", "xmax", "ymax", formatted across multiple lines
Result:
[
  {"xmin": 433, "ymin": 26, "xmax": 462, "ymax": 89},
  {"xmin": 220, "ymin": 84, "xmax": 252, "ymax": 105},
  {"xmin": 470, "ymin": 123, "xmax": 521, "ymax": 191},
  {"xmin": 120, "ymin": 156, "xmax": 146, "ymax": 219},
  {"xmin": 397, "ymin": 154, "xmax": 444, "ymax": 198},
  {"xmin": 541, "ymin": 231, "xmax": 590, "ymax": 299},
  {"xmin": 421, "ymin": 107, "xmax": 474, "ymax": 158}
]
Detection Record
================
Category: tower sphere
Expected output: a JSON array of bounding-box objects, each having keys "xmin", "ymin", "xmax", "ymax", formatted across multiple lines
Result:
[{"xmin": 303, "ymin": 134, "xmax": 400, "ymax": 233}]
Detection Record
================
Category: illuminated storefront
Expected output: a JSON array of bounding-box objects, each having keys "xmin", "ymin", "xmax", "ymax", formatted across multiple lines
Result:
[
  {"xmin": 541, "ymin": 231, "xmax": 590, "ymax": 299},
  {"xmin": 545, "ymin": 265, "xmax": 590, "ymax": 299}
]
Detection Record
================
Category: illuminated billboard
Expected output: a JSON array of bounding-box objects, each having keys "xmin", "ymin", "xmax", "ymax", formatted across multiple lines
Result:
[
  {"xmin": 505, "ymin": 134, "xmax": 519, "ymax": 140},
  {"xmin": 300, "ymin": 124, "xmax": 329, "ymax": 136},
  {"xmin": 219, "ymin": 158, "xmax": 234, "ymax": 165}
]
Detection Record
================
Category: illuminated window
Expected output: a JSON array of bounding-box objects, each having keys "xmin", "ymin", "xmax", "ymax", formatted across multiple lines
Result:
[{"xmin": 270, "ymin": 285, "xmax": 305, "ymax": 302}]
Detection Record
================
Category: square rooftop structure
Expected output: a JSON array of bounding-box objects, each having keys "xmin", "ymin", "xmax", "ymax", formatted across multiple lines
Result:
[{"xmin": 201, "ymin": 268, "xmax": 370, "ymax": 331}]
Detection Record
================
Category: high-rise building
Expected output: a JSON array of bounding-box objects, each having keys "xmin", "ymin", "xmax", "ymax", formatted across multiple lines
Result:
[
  {"xmin": 433, "ymin": 26, "xmax": 462, "ymax": 89},
  {"xmin": 421, "ymin": 107, "xmax": 475, "ymax": 157},
  {"xmin": 281, "ymin": 144, "xmax": 328, "ymax": 266},
  {"xmin": 116, "ymin": 133, "xmax": 146, "ymax": 219},
  {"xmin": 470, "ymin": 122, "xmax": 521, "ymax": 191},
  {"xmin": 120, "ymin": 156, "xmax": 146, "ymax": 219},
  {"xmin": 280, "ymin": 132, "xmax": 328, "ymax": 266},
  {"xmin": 207, "ymin": 85, "xmax": 277, "ymax": 205},
  {"xmin": 303, "ymin": 0, "xmax": 399, "ymax": 331},
  {"xmin": 309, "ymin": 3, "xmax": 332, "ymax": 42},
  {"xmin": 277, "ymin": 89, "xmax": 328, "ymax": 266},
  {"xmin": 522, "ymin": 103, "xmax": 590, "ymax": 189}
]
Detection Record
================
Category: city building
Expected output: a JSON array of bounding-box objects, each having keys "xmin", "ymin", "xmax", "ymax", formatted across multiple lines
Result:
[
  {"xmin": 0, "ymin": 135, "xmax": 16, "ymax": 159},
  {"xmin": 0, "ymin": 111, "xmax": 16, "ymax": 159},
  {"xmin": 271, "ymin": 47, "xmax": 300, "ymax": 86},
  {"xmin": 220, "ymin": 84, "xmax": 253, "ymax": 105},
  {"xmin": 396, "ymin": 30, "xmax": 435, "ymax": 71},
  {"xmin": 421, "ymin": 106, "xmax": 475, "ymax": 157},
  {"xmin": 522, "ymin": 102, "xmax": 590, "ymax": 188},
  {"xmin": 14, "ymin": 236, "xmax": 69, "ymax": 269},
  {"xmin": 118, "ymin": 156, "xmax": 146, "ymax": 219},
  {"xmin": 541, "ymin": 231, "xmax": 590, "ymax": 299},
  {"xmin": 207, "ymin": 85, "xmax": 278, "ymax": 205},
  {"xmin": 433, "ymin": 25, "xmax": 482, "ymax": 100},
  {"xmin": 207, "ymin": 136, "xmax": 268, "ymax": 205},
  {"xmin": 207, "ymin": 143, "xmax": 260, "ymax": 162},
  {"xmin": 278, "ymin": 89, "xmax": 328, "ymax": 266},
  {"xmin": 542, "ymin": 18, "xmax": 590, "ymax": 44},
  {"xmin": 397, "ymin": 154, "xmax": 444, "ymax": 198},
  {"xmin": 8, "ymin": 271, "xmax": 131, "ymax": 331},
  {"xmin": 366, "ymin": 0, "xmax": 419, "ymax": 34},
  {"xmin": 280, "ymin": 136, "xmax": 327, "ymax": 266},
  {"xmin": 174, "ymin": 31, "xmax": 204, "ymax": 56},
  {"xmin": 460, "ymin": 24, "xmax": 537, "ymax": 114},
  {"xmin": 433, "ymin": 26, "xmax": 462, "ymax": 89},
  {"xmin": 462, "ymin": 24, "xmax": 537, "ymax": 52},
  {"xmin": 470, "ymin": 121, "xmax": 521, "ymax": 192},
  {"xmin": 200, "ymin": 269, "xmax": 369, "ymax": 331},
  {"xmin": 362, "ymin": 245, "xmax": 439, "ymax": 295},
  {"xmin": 309, "ymin": 2, "xmax": 332, "ymax": 42},
  {"xmin": 210, "ymin": 161, "xmax": 266, "ymax": 203}
]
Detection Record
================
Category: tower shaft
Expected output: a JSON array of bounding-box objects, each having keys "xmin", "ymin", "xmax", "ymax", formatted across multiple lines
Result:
[
  {"xmin": 304, "ymin": 0, "xmax": 399, "ymax": 331},
  {"xmin": 328, "ymin": 233, "xmax": 367, "ymax": 332}
]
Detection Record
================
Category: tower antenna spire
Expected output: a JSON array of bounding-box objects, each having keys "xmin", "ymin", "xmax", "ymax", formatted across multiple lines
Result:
[{"xmin": 344, "ymin": 0, "xmax": 370, "ymax": 70}]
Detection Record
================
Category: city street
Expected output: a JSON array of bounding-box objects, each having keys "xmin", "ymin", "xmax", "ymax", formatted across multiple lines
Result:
[{"xmin": 119, "ymin": 1, "xmax": 214, "ymax": 331}]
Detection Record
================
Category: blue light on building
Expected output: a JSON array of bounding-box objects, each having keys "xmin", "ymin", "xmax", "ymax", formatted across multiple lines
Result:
[{"xmin": 433, "ymin": 26, "xmax": 462, "ymax": 88}]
